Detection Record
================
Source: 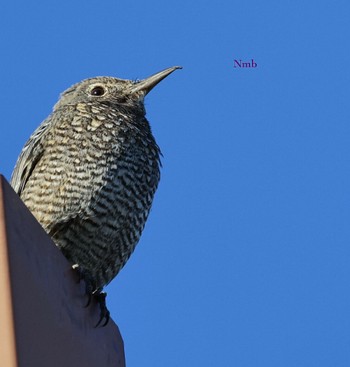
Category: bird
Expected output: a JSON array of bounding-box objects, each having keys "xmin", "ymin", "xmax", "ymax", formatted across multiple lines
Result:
[{"xmin": 10, "ymin": 66, "xmax": 182, "ymax": 325}]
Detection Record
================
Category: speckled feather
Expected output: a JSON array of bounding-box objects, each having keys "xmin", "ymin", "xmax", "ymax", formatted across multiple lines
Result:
[{"xmin": 11, "ymin": 67, "xmax": 180, "ymax": 291}]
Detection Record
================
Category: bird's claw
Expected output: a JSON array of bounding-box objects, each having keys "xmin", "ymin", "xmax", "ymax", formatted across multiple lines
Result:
[
  {"xmin": 71, "ymin": 264, "xmax": 110, "ymax": 326},
  {"xmin": 72, "ymin": 264, "xmax": 97, "ymax": 307},
  {"xmin": 93, "ymin": 291, "xmax": 110, "ymax": 327}
]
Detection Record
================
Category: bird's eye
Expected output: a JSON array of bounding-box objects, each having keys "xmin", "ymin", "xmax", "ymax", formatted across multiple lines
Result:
[{"xmin": 90, "ymin": 86, "xmax": 106, "ymax": 96}]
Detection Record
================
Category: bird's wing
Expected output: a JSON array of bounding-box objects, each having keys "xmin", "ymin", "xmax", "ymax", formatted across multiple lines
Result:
[{"xmin": 11, "ymin": 117, "xmax": 52, "ymax": 196}]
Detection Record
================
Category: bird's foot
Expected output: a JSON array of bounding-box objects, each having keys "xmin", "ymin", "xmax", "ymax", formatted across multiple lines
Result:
[
  {"xmin": 72, "ymin": 264, "xmax": 94, "ymax": 306},
  {"xmin": 93, "ymin": 290, "xmax": 110, "ymax": 327},
  {"xmin": 71, "ymin": 264, "xmax": 110, "ymax": 327}
]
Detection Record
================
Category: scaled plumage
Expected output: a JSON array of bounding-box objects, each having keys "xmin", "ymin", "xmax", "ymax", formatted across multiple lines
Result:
[{"xmin": 11, "ymin": 66, "xmax": 181, "ymax": 300}]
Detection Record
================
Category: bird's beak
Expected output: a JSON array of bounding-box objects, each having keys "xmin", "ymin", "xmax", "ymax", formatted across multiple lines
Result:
[{"xmin": 130, "ymin": 66, "xmax": 182, "ymax": 96}]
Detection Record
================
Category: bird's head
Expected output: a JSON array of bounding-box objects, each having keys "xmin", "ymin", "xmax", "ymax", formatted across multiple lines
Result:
[{"xmin": 53, "ymin": 66, "xmax": 182, "ymax": 113}]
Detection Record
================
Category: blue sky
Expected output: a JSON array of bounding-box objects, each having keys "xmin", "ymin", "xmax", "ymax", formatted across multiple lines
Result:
[{"xmin": 1, "ymin": 1, "xmax": 350, "ymax": 366}]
